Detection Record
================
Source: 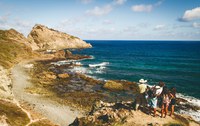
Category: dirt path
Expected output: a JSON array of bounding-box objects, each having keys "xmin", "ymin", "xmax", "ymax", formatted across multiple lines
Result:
[{"xmin": 11, "ymin": 61, "xmax": 82, "ymax": 126}]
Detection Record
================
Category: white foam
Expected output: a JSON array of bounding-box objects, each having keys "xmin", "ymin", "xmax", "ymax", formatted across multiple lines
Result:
[
  {"xmin": 70, "ymin": 67, "xmax": 89, "ymax": 74},
  {"xmin": 89, "ymin": 62, "xmax": 109, "ymax": 68},
  {"xmin": 89, "ymin": 55, "xmax": 95, "ymax": 59},
  {"xmin": 177, "ymin": 93, "xmax": 200, "ymax": 107},
  {"xmin": 179, "ymin": 109, "xmax": 200, "ymax": 122},
  {"xmin": 51, "ymin": 60, "xmax": 76, "ymax": 66},
  {"xmin": 176, "ymin": 93, "xmax": 200, "ymax": 122},
  {"xmin": 72, "ymin": 62, "xmax": 82, "ymax": 66}
]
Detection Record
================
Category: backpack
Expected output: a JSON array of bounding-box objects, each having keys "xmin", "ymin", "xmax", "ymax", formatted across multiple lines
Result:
[
  {"xmin": 148, "ymin": 86, "xmax": 160, "ymax": 98},
  {"xmin": 147, "ymin": 89, "xmax": 155, "ymax": 98}
]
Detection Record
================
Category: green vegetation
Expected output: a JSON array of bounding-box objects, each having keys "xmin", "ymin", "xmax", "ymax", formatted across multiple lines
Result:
[
  {"xmin": 70, "ymin": 35, "xmax": 78, "ymax": 39},
  {"xmin": 163, "ymin": 123, "xmax": 184, "ymax": 126},
  {"xmin": 0, "ymin": 100, "xmax": 30, "ymax": 126}
]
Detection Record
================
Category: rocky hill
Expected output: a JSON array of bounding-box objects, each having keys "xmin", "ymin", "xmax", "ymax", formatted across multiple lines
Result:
[
  {"xmin": 0, "ymin": 29, "xmax": 33, "ymax": 68},
  {"xmin": 27, "ymin": 24, "xmax": 92, "ymax": 50}
]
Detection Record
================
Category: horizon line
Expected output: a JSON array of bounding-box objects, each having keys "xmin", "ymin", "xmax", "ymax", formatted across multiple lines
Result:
[{"xmin": 83, "ymin": 39, "xmax": 200, "ymax": 41}]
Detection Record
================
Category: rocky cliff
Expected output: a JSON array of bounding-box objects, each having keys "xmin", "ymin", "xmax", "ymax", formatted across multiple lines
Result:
[
  {"xmin": 0, "ymin": 66, "xmax": 13, "ymax": 99},
  {"xmin": 27, "ymin": 24, "xmax": 92, "ymax": 50}
]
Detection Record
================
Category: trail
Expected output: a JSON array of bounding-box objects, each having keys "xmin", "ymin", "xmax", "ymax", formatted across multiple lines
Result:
[{"xmin": 11, "ymin": 61, "xmax": 82, "ymax": 126}]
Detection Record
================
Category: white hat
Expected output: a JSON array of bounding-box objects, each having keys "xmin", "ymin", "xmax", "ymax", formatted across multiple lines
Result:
[{"xmin": 139, "ymin": 79, "xmax": 147, "ymax": 84}]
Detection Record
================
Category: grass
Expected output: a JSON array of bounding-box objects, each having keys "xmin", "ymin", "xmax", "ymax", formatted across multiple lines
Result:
[
  {"xmin": 0, "ymin": 30, "xmax": 33, "ymax": 68},
  {"xmin": 70, "ymin": 35, "xmax": 78, "ymax": 39},
  {"xmin": 163, "ymin": 123, "xmax": 184, "ymax": 126},
  {"xmin": 0, "ymin": 100, "xmax": 30, "ymax": 126}
]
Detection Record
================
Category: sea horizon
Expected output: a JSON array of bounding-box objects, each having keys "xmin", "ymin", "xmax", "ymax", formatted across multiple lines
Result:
[
  {"xmin": 84, "ymin": 40, "xmax": 200, "ymax": 42},
  {"xmin": 72, "ymin": 40, "xmax": 200, "ymax": 99}
]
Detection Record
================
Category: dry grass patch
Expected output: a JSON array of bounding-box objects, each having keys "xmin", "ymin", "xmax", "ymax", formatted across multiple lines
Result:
[{"xmin": 0, "ymin": 99, "xmax": 30, "ymax": 126}]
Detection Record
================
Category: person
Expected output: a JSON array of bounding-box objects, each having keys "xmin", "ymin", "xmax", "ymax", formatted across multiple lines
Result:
[
  {"xmin": 169, "ymin": 87, "xmax": 176, "ymax": 116},
  {"xmin": 161, "ymin": 87, "xmax": 173, "ymax": 118},
  {"xmin": 135, "ymin": 79, "xmax": 148, "ymax": 111},
  {"xmin": 148, "ymin": 81, "xmax": 165, "ymax": 117}
]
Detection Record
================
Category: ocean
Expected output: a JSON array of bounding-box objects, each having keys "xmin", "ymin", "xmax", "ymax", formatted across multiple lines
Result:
[
  {"xmin": 73, "ymin": 40, "xmax": 200, "ymax": 98},
  {"xmin": 70, "ymin": 40, "xmax": 200, "ymax": 121}
]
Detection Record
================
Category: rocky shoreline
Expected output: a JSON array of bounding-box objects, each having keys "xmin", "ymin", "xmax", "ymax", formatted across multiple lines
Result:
[
  {"xmin": 0, "ymin": 24, "xmax": 200, "ymax": 126},
  {"xmin": 0, "ymin": 48, "xmax": 199, "ymax": 126},
  {"xmin": 26, "ymin": 51, "xmax": 200, "ymax": 126}
]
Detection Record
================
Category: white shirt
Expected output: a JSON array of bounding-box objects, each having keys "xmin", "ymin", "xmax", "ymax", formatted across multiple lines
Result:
[{"xmin": 155, "ymin": 86, "xmax": 163, "ymax": 96}]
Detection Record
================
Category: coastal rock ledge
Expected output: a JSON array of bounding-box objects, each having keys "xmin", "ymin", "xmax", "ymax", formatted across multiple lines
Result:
[{"xmin": 27, "ymin": 24, "xmax": 92, "ymax": 50}]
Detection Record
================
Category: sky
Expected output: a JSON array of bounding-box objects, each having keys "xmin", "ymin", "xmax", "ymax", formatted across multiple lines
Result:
[{"xmin": 0, "ymin": 0, "xmax": 200, "ymax": 40}]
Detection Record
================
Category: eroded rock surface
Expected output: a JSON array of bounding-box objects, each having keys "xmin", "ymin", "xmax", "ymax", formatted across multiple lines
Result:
[
  {"xmin": 27, "ymin": 24, "xmax": 92, "ymax": 50},
  {"xmin": 0, "ymin": 66, "xmax": 13, "ymax": 99}
]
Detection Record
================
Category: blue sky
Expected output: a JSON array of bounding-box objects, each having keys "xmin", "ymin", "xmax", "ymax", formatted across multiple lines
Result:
[{"xmin": 0, "ymin": 0, "xmax": 200, "ymax": 40}]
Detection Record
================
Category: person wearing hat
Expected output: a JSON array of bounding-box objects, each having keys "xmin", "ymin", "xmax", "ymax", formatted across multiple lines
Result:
[{"xmin": 135, "ymin": 79, "xmax": 148, "ymax": 111}]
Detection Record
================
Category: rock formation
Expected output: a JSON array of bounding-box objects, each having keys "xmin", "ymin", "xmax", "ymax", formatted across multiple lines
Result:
[
  {"xmin": 0, "ymin": 66, "xmax": 13, "ymax": 99},
  {"xmin": 70, "ymin": 100, "xmax": 200, "ymax": 126},
  {"xmin": 27, "ymin": 24, "xmax": 92, "ymax": 50}
]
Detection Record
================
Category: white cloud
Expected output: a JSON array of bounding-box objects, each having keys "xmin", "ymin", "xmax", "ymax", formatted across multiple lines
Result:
[
  {"xmin": 131, "ymin": 0, "xmax": 164, "ymax": 12},
  {"xmin": 131, "ymin": 4, "xmax": 153, "ymax": 12},
  {"xmin": 0, "ymin": 14, "xmax": 33, "ymax": 36},
  {"xmin": 79, "ymin": 0, "xmax": 93, "ymax": 4},
  {"xmin": 154, "ymin": 24, "xmax": 165, "ymax": 30},
  {"xmin": 180, "ymin": 7, "xmax": 200, "ymax": 21},
  {"xmin": 0, "ymin": 14, "xmax": 9, "ymax": 24},
  {"xmin": 154, "ymin": 0, "xmax": 164, "ymax": 6},
  {"xmin": 114, "ymin": 0, "xmax": 127, "ymax": 5},
  {"xmin": 123, "ymin": 26, "xmax": 139, "ymax": 34},
  {"xmin": 85, "ymin": 0, "xmax": 126, "ymax": 17},
  {"xmin": 86, "ymin": 5, "xmax": 112, "ymax": 16},
  {"xmin": 192, "ymin": 22, "xmax": 200, "ymax": 28},
  {"xmin": 102, "ymin": 19, "xmax": 114, "ymax": 25}
]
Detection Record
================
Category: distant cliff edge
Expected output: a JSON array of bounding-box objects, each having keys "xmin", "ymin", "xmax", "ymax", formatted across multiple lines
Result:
[{"xmin": 27, "ymin": 24, "xmax": 92, "ymax": 50}]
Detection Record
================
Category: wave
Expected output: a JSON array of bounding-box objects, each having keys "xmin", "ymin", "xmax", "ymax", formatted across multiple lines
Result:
[
  {"xmin": 51, "ymin": 60, "xmax": 77, "ymax": 66},
  {"xmin": 89, "ymin": 55, "xmax": 95, "ymax": 59},
  {"xmin": 89, "ymin": 62, "xmax": 109, "ymax": 67},
  {"xmin": 177, "ymin": 93, "xmax": 200, "ymax": 107},
  {"xmin": 176, "ymin": 93, "xmax": 200, "ymax": 122},
  {"xmin": 179, "ymin": 110, "xmax": 200, "ymax": 122},
  {"xmin": 69, "ymin": 67, "xmax": 92, "ymax": 74}
]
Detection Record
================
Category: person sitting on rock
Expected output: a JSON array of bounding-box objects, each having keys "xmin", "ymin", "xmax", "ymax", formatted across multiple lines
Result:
[
  {"xmin": 135, "ymin": 79, "xmax": 148, "ymax": 111},
  {"xmin": 148, "ymin": 81, "xmax": 165, "ymax": 117}
]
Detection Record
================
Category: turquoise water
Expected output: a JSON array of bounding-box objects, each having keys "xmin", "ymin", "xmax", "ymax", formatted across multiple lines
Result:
[{"xmin": 72, "ymin": 40, "xmax": 200, "ymax": 99}]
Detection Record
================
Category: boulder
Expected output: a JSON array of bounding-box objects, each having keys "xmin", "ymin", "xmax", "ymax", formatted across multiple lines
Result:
[
  {"xmin": 103, "ymin": 80, "xmax": 123, "ymax": 91},
  {"xmin": 53, "ymin": 50, "xmax": 66, "ymax": 59},
  {"xmin": 27, "ymin": 24, "xmax": 92, "ymax": 50},
  {"xmin": 65, "ymin": 50, "xmax": 72, "ymax": 57},
  {"xmin": 40, "ymin": 71, "xmax": 57, "ymax": 80},
  {"xmin": 57, "ymin": 73, "xmax": 69, "ymax": 79}
]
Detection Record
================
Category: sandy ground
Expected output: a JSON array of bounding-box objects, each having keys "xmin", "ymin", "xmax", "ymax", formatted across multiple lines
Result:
[{"xmin": 11, "ymin": 61, "xmax": 83, "ymax": 126}]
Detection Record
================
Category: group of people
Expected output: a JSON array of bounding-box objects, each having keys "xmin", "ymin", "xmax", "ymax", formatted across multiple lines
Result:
[{"xmin": 135, "ymin": 79, "xmax": 176, "ymax": 118}]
